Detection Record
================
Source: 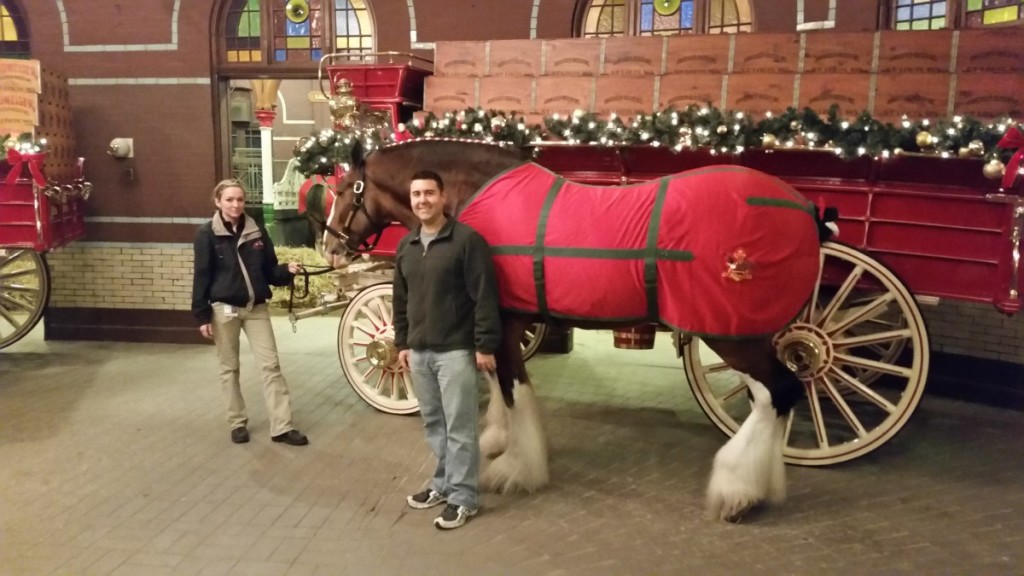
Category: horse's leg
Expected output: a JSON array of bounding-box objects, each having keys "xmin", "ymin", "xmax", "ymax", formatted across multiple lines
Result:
[
  {"xmin": 479, "ymin": 315, "xmax": 550, "ymax": 494},
  {"xmin": 702, "ymin": 337, "xmax": 803, "ymax": 522}
]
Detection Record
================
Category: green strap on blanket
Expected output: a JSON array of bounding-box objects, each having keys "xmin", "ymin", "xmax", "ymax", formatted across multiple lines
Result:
[
  {"xmin": 644, "ymin": 178, "xmax": 670, "ymax": 322},
  {"xmin": 533, "ymin": 177, "xmax": 565, "ymax": 318}
]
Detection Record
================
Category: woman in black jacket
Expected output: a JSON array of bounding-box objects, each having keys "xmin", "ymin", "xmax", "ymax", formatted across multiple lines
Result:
[{"xmin": 192, "ymin": 179, "xmax": 308, "ymax": 446}]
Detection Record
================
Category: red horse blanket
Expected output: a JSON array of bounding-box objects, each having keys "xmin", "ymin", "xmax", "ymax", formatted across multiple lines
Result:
[{"xmin": 457, "ymin": 163, "xmax": 821, "ymax": 337}]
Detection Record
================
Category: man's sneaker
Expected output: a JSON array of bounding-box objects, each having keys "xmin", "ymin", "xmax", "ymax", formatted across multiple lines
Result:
[
  {"xmin": 433, "ymin": 503, "xmax": 478, "ymax": 530},
  {"xmin": 407, "ymin": 489, "xmax": 446, "ymax": 509}
]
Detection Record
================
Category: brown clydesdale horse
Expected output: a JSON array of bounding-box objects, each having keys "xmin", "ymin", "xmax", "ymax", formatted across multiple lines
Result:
[{"xmin": 320, "ymin": 139, "xmax": 827, "ymax": 522}]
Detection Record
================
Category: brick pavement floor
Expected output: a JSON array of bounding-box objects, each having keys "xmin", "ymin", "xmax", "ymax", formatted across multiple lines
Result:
[{"xmin": 1, "ymin": 316, "xmax": 1022, "ymax": 575}]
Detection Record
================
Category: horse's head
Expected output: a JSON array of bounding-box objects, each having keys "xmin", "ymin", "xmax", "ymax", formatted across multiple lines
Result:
[{"xmin": 320, "ymin": 141, "xmax": 389, "ymax": 268}]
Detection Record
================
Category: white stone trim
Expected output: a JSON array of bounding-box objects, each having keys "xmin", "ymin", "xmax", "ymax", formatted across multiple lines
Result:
[
  {"xmin": 277, "ymin": 92, "xmax": 315, "ymax": 125},
  {"xmin": 85, "ymin": 217, "xmax": 208, "ymax": 225},
  {"xmin": 70, "ymin": 241, "xmax": 193, "ymax": 249},
  {"xmin": 57, "ymin": 0, "xmax": 181, "ymax": 52},
  {"xmin": 531, "ymin": 0, "xmax": 541, "ymax": 39},
  {"xmin": 795, "ymin": 0, "xmax": 836, "ymax": 31},
  {"xmin": 69, "ymin": 78, "xmax": 211, "ymax": 85}
]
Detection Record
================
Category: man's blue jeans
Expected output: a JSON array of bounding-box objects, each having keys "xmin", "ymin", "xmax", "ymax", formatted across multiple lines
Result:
[{"xmin": 408, "ymin": 349, "xmax": 480, "ymax": 510}]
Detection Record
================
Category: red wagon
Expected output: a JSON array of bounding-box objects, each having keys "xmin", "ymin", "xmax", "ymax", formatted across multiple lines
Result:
[{"xmin": 0, "ymin": 153, "xmax": 91, "ymax": 349}]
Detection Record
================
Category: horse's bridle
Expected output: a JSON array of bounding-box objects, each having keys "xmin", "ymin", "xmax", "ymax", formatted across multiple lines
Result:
[{"xmin": 310, "ymin": 165, "xmax": 385, "ymax": 257}]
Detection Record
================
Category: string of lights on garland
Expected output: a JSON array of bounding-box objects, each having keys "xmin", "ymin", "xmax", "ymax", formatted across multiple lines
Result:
[
  {"xmin": 2, "ymin": 133, "xmax": 49, "ymax": 154},
  {"xmin": 292, "ymin": 105, "xmax": 1023, "ymax": 185}
]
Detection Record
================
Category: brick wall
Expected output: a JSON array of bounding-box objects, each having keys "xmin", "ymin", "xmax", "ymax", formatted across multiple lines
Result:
[
  {"xmin": 922, "ymin": 301, "xmax": 1024, "ymax": 364},
  {"xmin": 47, "ymin": 244, "xmax": 193, "ymax": 311}
]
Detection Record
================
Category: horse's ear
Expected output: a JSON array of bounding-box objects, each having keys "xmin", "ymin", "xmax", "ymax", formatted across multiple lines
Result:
[{"xmin": 350, "ymin": 140, "xmax": 365, "ymax": 169}]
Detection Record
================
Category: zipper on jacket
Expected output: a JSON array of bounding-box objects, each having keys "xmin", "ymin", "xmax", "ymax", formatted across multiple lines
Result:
[{"xmin": 235, "ymin": 237, "xmax": 256, "ymax": 310}]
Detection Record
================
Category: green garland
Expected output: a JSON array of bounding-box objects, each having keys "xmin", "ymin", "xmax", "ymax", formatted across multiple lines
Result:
[
  {"xmin": 292, "ymin": 127, "xmax": 384, "ymax": 177},
  {"xmin": 293, "ymin": 105, "xmax": 1021, "ymax": 177}
]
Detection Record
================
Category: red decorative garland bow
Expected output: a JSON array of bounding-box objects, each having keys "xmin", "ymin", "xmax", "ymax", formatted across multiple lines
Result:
[
  {"xmin": 997, "ymin": 125, "xmax": 1024, "ymax": 190},
  {"xmin": 5, "ymin": 148, "xmax": 47, "ymax": 187}
]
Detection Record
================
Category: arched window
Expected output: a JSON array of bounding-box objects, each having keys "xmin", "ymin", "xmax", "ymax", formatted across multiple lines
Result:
[
  {"xmin": 0, "ymin": 0, "xmax": 30, "ymax": 59},
  {"xmin": 221, "ymin": 0, "xmax": 374, "ymax": 68},
  {"xmin": 578, "ymin": 0, "xmax": 752, "ymax": 37},
  {"xmin": 891, "ymin": 0, "xmax": 1022, "ymax": 30}
]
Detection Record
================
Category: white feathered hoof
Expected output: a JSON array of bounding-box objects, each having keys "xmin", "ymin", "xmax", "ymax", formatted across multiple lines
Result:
[
  {"xmin": 480, "ymin": 383, "xmax": 549, "ymax": 494},
  {"xmin": 479, "ymin": 372, "xmax": 510, "ymax": 459},
  {"xmin": 706, "ymin": 374, "xmax": 788, "ymax": 522}
]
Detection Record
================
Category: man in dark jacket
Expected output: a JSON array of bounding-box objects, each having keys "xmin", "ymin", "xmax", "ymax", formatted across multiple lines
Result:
[
  {"xmin": 192, "ymin": 179, "xmax": 308, "ymax": 446},
  {"xmin": 395, "ymin": 170, "xmax": 501, "ymax": 530}
]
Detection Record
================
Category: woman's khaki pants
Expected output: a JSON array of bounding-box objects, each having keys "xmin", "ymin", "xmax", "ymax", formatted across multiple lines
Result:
[{"xmin": 211, "ymin": 303, "xmax": 294, "ymax": 437}]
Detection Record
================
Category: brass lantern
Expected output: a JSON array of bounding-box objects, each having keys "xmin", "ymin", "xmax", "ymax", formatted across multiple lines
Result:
[{"xmin": 329, "ymin": 79, "xmax": 359, "ymax": 129}]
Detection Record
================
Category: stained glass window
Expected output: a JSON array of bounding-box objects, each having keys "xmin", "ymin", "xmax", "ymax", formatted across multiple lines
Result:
[
  {"xmin": 580, "ymin": 0, "xmax": 751, "ymax": 37},
  {"xmin": 638, "ymin": 0, "xmax": 695, "ymax": 35},
  {"xmin": 582, "ymin": 0, "xmax": 627, "ymax": 37},
  {"xmin": 706, "ymin": 0, "xmax": 752, "ymax": 34},
  {"xmin": 893, "ymin": 0, "xmax": 947, "ymax": 30},
  {"xmin": 334, "ymin": 0, "xmax": 373, "ymax": 53},
  {"xmin": 225, "ymin": 0, "xmax": 262, "ymax": 63},
  {"xmin": 964, "ymin": 0, "xmax": 1023, "ymax": 26},
  {"xmin": 0, "ymin": 1, "xmax": 30, "ymax": 59},
  {"xmin": 221, "ymin": 0, "xmax": 374, "ymax": 66},
  {"xmin": 273, "ymin": 0, "xmax": 324, "ymax": 62}
]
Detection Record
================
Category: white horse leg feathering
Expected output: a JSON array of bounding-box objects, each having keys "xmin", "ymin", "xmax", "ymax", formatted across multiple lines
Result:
[
  {"xmin": 479, "ymin": 378, "xmax": 549, "ymax": 494},
  {"xmin": 706, "ymin": 373, "xmax": 788, "ymax": 522}
]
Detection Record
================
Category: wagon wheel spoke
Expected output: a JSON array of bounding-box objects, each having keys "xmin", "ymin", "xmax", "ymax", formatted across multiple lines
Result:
[
  {"xmin": 352, "ymin": 319, "xmax": 376, "ymax": 338},
  {"xmin": 375, "ymin": 298, "xmax": 392, "ymax": 327},
  {"xmin": 816, "ymin": 264, "xmax": 864, "ymax": 327},
  {"xmin": 362, "ymin": 305, "xmax": 384, "ymax": 331},
  {"xmin": 825, "ymin": 293, "xmax": 895, "ymax": 336},
  {"xmin": 0, "ymin": 305, "xmax": 22, "ymax": 328},
  {"xmin": 0, "ymin": 293, "xmax": 36, "ymax": 313},
  {"xmin": 832, "ymin": 329, "xmax": 912, "ymax": 350},
  {"xmin": 806, "ymin": 379, "xmax": 829, "ymax": 448},
  {"xmin": 826, "ymin": 365, "xmax": 898, "ymax": 413},
  {"xmin": 833, "ymin": 352, "xmax": 912, "ymax": 378},
  {"xmin": 373, "ymin": 368, "xmax": 388, "ymax": 394},
  {"xmin": 783, "ymin": 409, "xmax": 795, "ymax": 447},
  {"xmin": 0, "ymin": 268, "xmax": 38, "ymax": 282},
  {"xmin": 400, "ymin": 371, "xmax": 416, "ymax": 401},
  {"xmin": 818, "ymin": 374, "xmax": 868, "ymax": 438},
  {"xmin": 361, "ymin": 363, "xmax": 378, "ymax": 381}
]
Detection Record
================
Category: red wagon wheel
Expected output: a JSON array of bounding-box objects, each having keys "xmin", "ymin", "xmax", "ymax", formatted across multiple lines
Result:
[
  {"xmin": 0, "ymin": 249, "xmax": 50, "ymax": 350},
  {"xmin": 337, "ymin": 282, "xmax": 547, "ymax": 414},
  {"xmin": 684, "ymin": 241, "xmax": 930, "ymax": 466}
]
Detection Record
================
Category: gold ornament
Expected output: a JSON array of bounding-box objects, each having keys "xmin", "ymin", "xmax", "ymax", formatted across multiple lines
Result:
[
  {"xmin": 716, "ymin": 124, "xmax": 728, "ymax": 135},
  {"xmin": 761, "ymin": 133, "xmax": 778, "ymax": 149},
  {"xmin": 789, "ymin": 120, "xmax": 801, "ymax": 131},
  {"xmin": 3, "ymin": 137, "xmax": 16, "ymax": 150},
  {"xmin": 285, "ymin": 0, "xmax": 310, "ymax": 23},
  {"xmin": 893, "ymin": 147, "xmax": 904, "ymax": 156},
  {"xmin": 982, "ymin": 159, "xmax": 1006, "ymax": 180},
  {"xmin": 329, "ymin": 79, "xmax": 359, "ymax": 128},
  {"xmin": 968, "ymin": 139, "xmax": 985, "ymax": 157},
  {"xmin": 958, "ymin": 147, "xmax": 972, "ymax": 158},
  {"xmin": 915, "ymin": 131, "xmax": 934, "ymax": 149}
]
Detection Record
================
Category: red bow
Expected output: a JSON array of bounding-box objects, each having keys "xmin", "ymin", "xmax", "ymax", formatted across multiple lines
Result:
[
  {"xmin": 998, "ymin": 125, "xmax": 1024, "ymax": 190},
  {"xmin": 5, "ymin": 148, "xmax": 48, "ymax": 188}
]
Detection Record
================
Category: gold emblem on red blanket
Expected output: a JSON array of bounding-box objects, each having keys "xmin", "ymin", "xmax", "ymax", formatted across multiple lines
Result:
[{"xmin": 723, "ymin": 248, "xmax": 754, "ymax": 282}]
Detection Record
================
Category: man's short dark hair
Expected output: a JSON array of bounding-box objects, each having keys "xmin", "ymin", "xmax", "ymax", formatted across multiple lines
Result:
[{"xmin": 410, "ymin": 170, "xmax": 444, "ymax": 191}]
